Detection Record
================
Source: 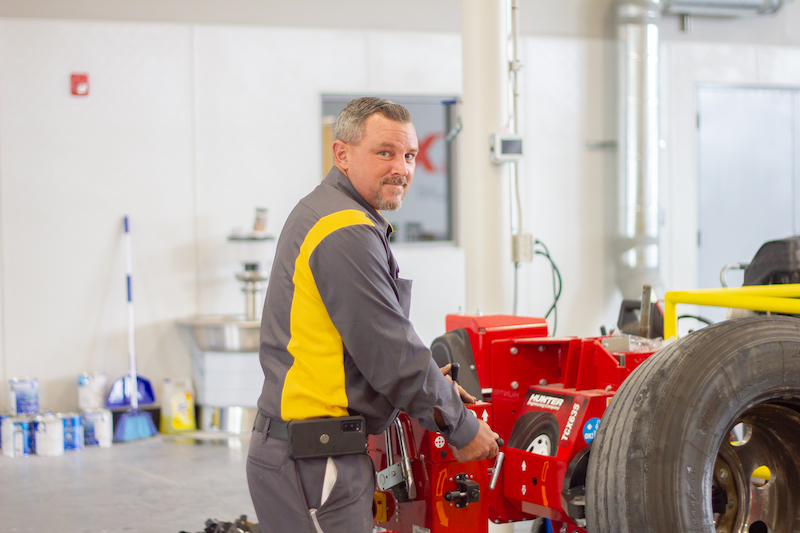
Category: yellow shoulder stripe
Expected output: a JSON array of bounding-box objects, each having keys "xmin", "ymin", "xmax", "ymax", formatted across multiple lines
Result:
[{"xmin": 281, "ymin": 210, "xmax": 375, "ymax": 420}]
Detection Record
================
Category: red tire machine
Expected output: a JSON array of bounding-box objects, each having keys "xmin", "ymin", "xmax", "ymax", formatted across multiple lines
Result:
[{"xmin": 369, "ymin": 314, "xmax": 655, "ymax": 533}]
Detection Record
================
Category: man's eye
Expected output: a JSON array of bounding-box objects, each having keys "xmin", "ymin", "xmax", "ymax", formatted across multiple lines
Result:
[
  {"xmin": 406, "ymin": 153, "xmax": 416, "ymax": 161},
  {"xmin": 379, "ymin": 151, "xmax": 391, "ymax": 157}
]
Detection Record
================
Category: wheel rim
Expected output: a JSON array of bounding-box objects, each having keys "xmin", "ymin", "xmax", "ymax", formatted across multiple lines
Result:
[
  {"xmin": 525, "ymin": 433, "xmax": 552, "ymax": 455},
  {"xmin": 712, "ymin": 403, "xmax": 800, "ymax": 533}
]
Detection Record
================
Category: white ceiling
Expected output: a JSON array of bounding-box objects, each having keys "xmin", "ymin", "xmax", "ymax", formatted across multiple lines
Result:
[{"xmin": 1, "ymin": 0, "xmax": 799, "ymax": 46}]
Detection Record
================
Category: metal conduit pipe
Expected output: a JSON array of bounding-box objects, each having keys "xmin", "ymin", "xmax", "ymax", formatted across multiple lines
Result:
[
  {"xmin": 615, "ymin": 0, "xmax": 663, "ymax": 300},
  {"xmin": 508, "ymin": 0, "xmax": 525, "ymax": 315}
]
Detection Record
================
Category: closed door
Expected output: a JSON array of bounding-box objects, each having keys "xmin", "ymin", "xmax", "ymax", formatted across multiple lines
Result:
[{"xmin": 697, "ymin": 86, "xmax": 799, "ymax": 317}]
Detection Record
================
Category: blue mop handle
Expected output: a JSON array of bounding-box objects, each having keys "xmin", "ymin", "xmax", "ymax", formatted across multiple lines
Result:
[{"xmin": 124, "ymin": 216, "xmax": 138, "ymax": 410}]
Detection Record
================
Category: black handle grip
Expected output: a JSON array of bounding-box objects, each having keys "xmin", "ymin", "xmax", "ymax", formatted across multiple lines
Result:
[
  {"xmin": 450, "ymin": 362, "xmax": 460, "ymax": 384},
  {"xmin": 444, "ymin": 490, "xmax": 464, "ymax": 502},
  {"xmin": 496, "ymin": 438, "xmax": 504, "ymax": 448}
]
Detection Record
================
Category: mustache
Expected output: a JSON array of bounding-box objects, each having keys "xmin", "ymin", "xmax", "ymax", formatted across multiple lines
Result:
[{"xmin": 381, "ymin": 177, "xmax": 408, "ymax": 186}]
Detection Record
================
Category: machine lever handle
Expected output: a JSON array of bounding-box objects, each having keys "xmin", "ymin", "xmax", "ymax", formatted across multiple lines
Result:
[
  {"xmin": 394, "ymin": 418, "xmax": 417, "ymax": 501},
  {"xmin": 488, "ymin": 439, "xmax": 505, "ymax": 490},
  {"xmin": 444, "ymin": 490, "xmax": 466, "ymax": 502},
  {"xmin": 449, "ymin": 362, "xmax": 460, "ymax": 384}
]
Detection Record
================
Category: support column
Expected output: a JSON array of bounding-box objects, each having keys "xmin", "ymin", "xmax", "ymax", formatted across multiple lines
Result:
[{"xmin": 460, "ymin": 0, "xmax": 513, "ymax": 315}]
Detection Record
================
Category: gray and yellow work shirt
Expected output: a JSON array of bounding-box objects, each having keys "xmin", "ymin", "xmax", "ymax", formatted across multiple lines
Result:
[{"xmin": 256, "ymin": 167, "xmax": 479, "ymax": 449}]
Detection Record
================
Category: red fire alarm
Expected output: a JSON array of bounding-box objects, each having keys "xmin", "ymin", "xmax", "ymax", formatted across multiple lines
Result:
[{"xmin": 70, "ymin": 73, "xmax": 89, "ymax": 96}]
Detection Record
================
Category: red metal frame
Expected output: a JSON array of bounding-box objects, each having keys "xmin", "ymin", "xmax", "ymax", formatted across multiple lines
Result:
[{"xmin": 369, "ymin": 314, "xmax": 654, "ymax": 533}]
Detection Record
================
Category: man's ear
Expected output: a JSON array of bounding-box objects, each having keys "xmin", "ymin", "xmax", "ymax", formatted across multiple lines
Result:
[{"xmin": 332, "ymin": 140, "xmax": 349, "ymax": 171}]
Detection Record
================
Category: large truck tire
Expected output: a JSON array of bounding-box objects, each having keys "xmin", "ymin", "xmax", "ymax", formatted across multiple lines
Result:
[{"xmin": 585, "ymin": 315, "xmax": 800, "ymax": 533}]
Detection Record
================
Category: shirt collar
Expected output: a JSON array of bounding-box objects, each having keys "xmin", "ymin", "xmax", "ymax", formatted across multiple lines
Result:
[{"xmin": 324, "ymin": 167, "xmax": 393, "ymax": 239}]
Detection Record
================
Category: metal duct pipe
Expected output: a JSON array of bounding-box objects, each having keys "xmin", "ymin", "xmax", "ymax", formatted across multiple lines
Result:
[
  {"xmin": 662, "ymin": 0, "xmax": 784, "ymax": 16},
  {"xmin": 616, "ymin": 0, "xmax": 663, "ymax": 300}
]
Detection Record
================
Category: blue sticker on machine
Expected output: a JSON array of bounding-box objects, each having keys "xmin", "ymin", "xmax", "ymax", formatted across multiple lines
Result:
[{"xmin": 583, "ymin": 418, "xmax": 601, "ymax": 443}]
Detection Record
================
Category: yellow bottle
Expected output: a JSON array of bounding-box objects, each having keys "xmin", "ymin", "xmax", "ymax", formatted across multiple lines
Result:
[{"xmin": 160, "ymin": 378, "xmax": 197, "ymax": 433}]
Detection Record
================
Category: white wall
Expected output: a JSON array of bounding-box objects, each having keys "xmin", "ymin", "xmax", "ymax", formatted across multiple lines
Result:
[
  {"xmin": 191, "ymin": 24, "xmax": 463, "ymax": 316},
  {"xmin": 3, "ymin": 14, "xmax": 800, "ymax": 413},
  {"xmin": 663, "ymin": 41, "xmax": 800, "ymax": 296},
  {"xmin": 0, "ymin": 20, "xmax": 197, "ymax": 412},
  {"xmin": 515, "ymin": 36, "xmax": 620, "ymax": 337},
  {"xmin": 0, "ymin": 19, "xmax": 464, "ymax": 412},
  {"xmin": 512, "ymin": 34, "xmax": 800, "ymax": 338}
]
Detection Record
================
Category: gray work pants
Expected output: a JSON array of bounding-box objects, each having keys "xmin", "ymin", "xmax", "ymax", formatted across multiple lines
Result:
[{"xmin": 246, "ymin": 425, "xmax": 375, "ymax": 533}]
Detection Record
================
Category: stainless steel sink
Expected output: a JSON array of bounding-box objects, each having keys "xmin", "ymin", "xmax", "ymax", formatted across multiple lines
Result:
[
  {"xmin": 198, "ymin": 405, "xmax": 257, "ymax": 433},
  {"xmin": 180, "ymin": 315, "xmax": 260, "ymax": 352}
]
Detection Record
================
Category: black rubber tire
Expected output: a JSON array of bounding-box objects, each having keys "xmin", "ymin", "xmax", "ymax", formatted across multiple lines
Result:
[
  {"xmin": 585, "ymin": 315, "xmax": 800, "ymax": 533},
  {"xmin": 507, "ymin": 411, "xmax": 559, "ymax": 456},
  {"xmin": 430, "ymin": 328, "xmax": 483, "ymax": 400}
]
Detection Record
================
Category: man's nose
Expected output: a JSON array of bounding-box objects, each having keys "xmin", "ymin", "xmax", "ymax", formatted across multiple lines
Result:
[{"xmin": 391, "ymin": 155, "xmax": 410, "ymax": 176}]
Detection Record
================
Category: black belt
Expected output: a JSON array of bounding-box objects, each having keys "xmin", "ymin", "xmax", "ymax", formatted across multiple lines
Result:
[{"xmin": 254, "ymin": 411, "xmax": 288, "ymax": 440}]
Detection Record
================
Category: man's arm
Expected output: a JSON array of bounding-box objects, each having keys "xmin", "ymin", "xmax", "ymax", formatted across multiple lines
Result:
[
  {"xmin": 434, "ymin": 364, "xmax": 498, "ymax": 461},
  {"xmin": 311, "ymin": 224, "xmax": 479, "ymax": 447},
  {"xmin": 439, "ymin": 363, "xmax": 477, "ymax": 404},
  {"xmin": 432, "ymin": 409, "xmax": 499, "ymax": 461}
]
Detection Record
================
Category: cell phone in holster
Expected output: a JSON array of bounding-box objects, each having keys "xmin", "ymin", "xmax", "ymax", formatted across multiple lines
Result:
[{"xmin": 287, "ymin": 416, "xmax": 367, "ymax": 460}]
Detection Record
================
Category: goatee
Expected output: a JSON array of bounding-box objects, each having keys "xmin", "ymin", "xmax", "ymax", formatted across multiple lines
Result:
[{"xmin": 376, "ymin": 178, "xmax": 407, "ymax": 211}]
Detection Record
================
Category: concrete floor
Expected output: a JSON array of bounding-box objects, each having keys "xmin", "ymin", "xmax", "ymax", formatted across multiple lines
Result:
[
  {"xmin": 1, "ymin": 431, "xmax": 538, "ymax": 533},
  {"xmin": 1, "ymin": 432, "xmax": 256, "ymax": 533}
]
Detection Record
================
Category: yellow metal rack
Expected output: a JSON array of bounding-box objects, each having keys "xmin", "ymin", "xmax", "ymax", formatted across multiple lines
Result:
[{"xmin": 663, "ymin": 283, "xmax": 800, "ymax": 339}]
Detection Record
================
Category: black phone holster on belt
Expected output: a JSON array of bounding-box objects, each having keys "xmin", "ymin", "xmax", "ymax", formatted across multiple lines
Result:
[{"xmin": 286, "ymin": 416, "xmax": 367, "ymax": 460}]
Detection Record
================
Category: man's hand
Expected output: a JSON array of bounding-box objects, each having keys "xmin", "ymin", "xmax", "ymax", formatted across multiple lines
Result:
[
  {"xmin": 439, "ymin": 363, "xmax": 476, "ymax": 404},
  {"xmin": 450, "ymin": 419, "xmax": 499, "ymax": 462}
]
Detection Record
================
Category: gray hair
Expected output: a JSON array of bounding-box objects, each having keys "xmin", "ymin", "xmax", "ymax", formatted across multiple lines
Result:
[{"xmin": 334, "ymin": 97, "xmax": 411, "ymax": 145}]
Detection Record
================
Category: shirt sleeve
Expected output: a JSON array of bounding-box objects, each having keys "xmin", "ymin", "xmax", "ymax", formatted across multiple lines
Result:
[{"xmin": 309, "ymin": 224, "xmax": 480, "ymax": 449}]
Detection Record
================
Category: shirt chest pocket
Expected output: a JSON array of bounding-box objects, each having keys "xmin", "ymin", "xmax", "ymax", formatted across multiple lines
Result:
[{"xmin": 395, "ymin": 278, "xmax": 413, "ymax": 318}]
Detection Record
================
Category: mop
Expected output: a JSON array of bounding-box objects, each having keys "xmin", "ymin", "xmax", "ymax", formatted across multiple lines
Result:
[{"xmin": 113, "ymin": 215, "xmax": 158, "ymax": 442}]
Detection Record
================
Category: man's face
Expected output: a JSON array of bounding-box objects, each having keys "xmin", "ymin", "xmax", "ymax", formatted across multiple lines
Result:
[{"xmin": 336, "ymin": 114, "xmax": 419, "ymax": 211}]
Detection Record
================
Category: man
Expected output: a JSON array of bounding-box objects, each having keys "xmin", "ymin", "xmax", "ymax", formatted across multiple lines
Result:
[{"xmin": 247, "ymin": 97, "xmax": 499, "ymax": 533}]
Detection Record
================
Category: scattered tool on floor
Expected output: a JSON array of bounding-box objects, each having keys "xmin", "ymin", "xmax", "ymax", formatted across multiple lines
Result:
[
  {"xmin": 111, "ymin": 215, "xmax": 157, "ymax": 442},
  {"xmin": 179, "ymin": 515, "xmax": 260, "ymax": 533}
]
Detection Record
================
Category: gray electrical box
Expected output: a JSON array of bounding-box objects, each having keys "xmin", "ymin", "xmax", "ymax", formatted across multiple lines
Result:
[{"xmin": 490, "ymin": 133, "xmax": 524, "ymax": 164}]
